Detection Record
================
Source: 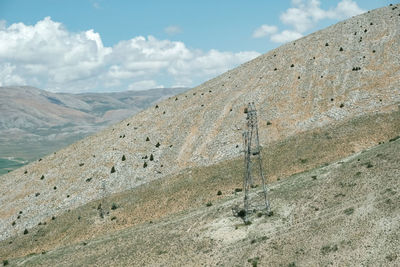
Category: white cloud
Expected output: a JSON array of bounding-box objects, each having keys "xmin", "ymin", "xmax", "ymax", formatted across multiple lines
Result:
[
  {"xmin": 253, "ymin": 0, "xmax": 365, "ymax": 43},
  {"xmin": 128, "ymin": 80, "xmax": 160, "ymax": 91},
  {"xmin": 281, "ymin": 0, "xmax": 365, "ymax": 33},
  {"xmin": 0, "ymin": 18, "xmax": 260, "ymax": 92},
  {"xmin": 252, "ymin": 25, "xmax": 278, "ymax": 38},
  {"xmin": 164, "ymin": 25, "xmax": 182, "ymax": 35},
  {"xmin": 270, "ymin": 30, "xmax": 303, "ymax": 43}
]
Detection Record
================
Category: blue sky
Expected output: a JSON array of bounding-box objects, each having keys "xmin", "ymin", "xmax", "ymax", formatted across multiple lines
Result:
[{"xmin": 0, "ymin": 0, "xmax": 393, "ymax": 92}]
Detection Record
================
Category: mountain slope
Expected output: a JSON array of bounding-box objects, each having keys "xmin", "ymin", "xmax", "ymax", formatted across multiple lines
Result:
[
  {"xmin": 0, "ymin": 86, "xmax": 188, "ymax": 174},
  {"xmin": 0, "ymin": 4, "xmax": 399, "ymax": 259},
  {"xmin": 1, "ymin": 135, "xmax": 399, "ymax": 266}
]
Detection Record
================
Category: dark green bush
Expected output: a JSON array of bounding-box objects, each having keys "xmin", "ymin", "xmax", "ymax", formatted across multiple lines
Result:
[{"xmin": 111, "ymin": 166, "xmax": 116, "ymax": 173}]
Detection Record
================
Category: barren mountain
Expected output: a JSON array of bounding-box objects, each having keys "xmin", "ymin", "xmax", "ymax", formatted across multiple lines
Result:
[
  {"xmin": 0, "ymin": 86, "xmax": 188, "ymax": 174},
  {"xmin": 0, "ymin": 4, "xmax": 399, "ymax": 266}
]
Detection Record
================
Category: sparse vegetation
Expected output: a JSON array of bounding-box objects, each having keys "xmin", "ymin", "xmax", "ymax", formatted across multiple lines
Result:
[
  {"xmin": 344, "ymin": 207, "xmax": 354, "ymax": 215},
  {"xmin": 321, "ymin": 244, "xmax": 338, "ymax": 255}
]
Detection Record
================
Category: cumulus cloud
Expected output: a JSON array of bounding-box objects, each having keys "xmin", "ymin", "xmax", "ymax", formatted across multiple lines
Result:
[
  {"xmin": 270, "ymin": 30, "xmax": 303, "ymax": 43},
  {"xmin": 164, "ymin": 25, "xmax": 182, "ymax": 35},
  {"xmin": 252, "ymin": 25, "xmax": 278, "ymax": 38},
  {"xmin": 0, "ymin": 17, "xmax": 260, "ymax": 92},
  {"xmin": 253, "ymin": 0, "xmax": 365, "ymax": 43}
]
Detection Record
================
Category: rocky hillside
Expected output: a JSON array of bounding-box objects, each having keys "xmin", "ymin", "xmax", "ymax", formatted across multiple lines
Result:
[
  {"xmin": 0, "ymin": 86, "xmax": 188, "ymax": 174},
  {"xmin": 0, "ymin": 4, "xmax": 399, "ymax": 264}
]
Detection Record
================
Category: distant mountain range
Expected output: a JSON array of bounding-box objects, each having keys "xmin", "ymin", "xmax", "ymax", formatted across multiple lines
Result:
[{"xmin": 0, "ymin": 86, "xmax": 189, "ymax": 174}]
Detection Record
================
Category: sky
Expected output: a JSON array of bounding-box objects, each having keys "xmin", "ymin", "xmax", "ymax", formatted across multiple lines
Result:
[{"xmin": 0, "ymin": 0, "xmax": 393, "ymax": 93}]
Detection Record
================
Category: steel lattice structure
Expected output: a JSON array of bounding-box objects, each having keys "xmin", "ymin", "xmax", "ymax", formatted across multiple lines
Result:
[{"xmin": 241, "ymin": 102, "xmax": 270, "ymax": 222}]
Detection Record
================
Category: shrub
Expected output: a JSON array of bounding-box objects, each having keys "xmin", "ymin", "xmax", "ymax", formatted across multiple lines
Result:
[
  {"xmin": 111, "ymin": 166, "xmax": 116, "ymax": 173},
  {"xmin": 339, "ymin": 47, "xmax": 343, "ymax": 51},
  {"xmin": 325, "ymin": 42, "xmax": 329, "ymax": 46},
  {"xmin": 143, "ymin": 162, "xmax": 148, "ymax": 168},
  {"xmin": 11, "ymin": 221, "xmax": 15, "ymax": 226},
  {"xmin": 86, "ymin": 178, "xmax": 92, "ymax": 182},
  {"xmin": 389, "ymin": 136, "xmax": 400, "ymax": 142},
  {"xmin": 122, "ymin": 155, "xmax": 126, "ymax": 161},
  {"xmin": 150, "ymin": 154, "xmax": 154, "ymax": 161},
  {"xmin": 111, "ymin": 203, "xmax": 118, "ymax": 210},
  {"xmin": 344, "ymin": 207, "xmax": 354, "ymax": 215},
  {"xmin": 40, "ymin": 175, "xmax": 44, "ymax": 180},
  {"xmin": 79, "ymin": 163, "xmax": 84, "ymax": 166},
  {"xmin": 51, "ymin": 216, "xmax": 56, "ymax": 220},
  {"xmin": 23, "ymin": 229, "xmax": 29, "ymax": 235},
  {"xmin": 238, "ymin": 209, "xmax": 246, "ymax": 218},
  {"xmin": 206, "ymin": 201, "xmax": 212, "ymax": 207},
  {"xmin": 217, "ymin": 190, "xmax": 222, "ymax": 196},
  {"xmin": 266, "ymin": 121, "xmax": 272, "ymax": 125},
  {"xmin": 311, "ymin": 175, "xmax": 317, "ymax": 180},
  {"xmin": 35, "ymin": 192, "xmax": 40, "ymax": 197},
  {"xmin": 290, "ymin": 64, "xmax": 294, "ymax": 67},
  {"xmin": 155, "ymin": 142, "xmax": 160, "ymax": 148},
  {"xmin": 146, "ymin": 137, "xmax": 150, "ymax": 141},
  {"xmin": 111, "ymin": 216, "xmax": 117, "ymax": 221},
  {"xmin": 3, "ymin": 260, "xmax": 9, "ymax": 266},
  {"xmin": 340, "ymin": 103, "xmax": 344, "ymax": 108},
  {"xmin": 24, "ymin": 170, "xmax": 27, "ymax": 174},
  {"xmin": 235, "ymin": 188, "xmax": 243, "ymax": 193},
  {"xmin": 53, "ymin": 186, "xmax": 57, "ymax": 190}
]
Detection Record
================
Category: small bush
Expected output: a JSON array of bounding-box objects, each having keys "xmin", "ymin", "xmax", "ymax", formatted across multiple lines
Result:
[
  {"xmin": 111, "ymin": 216, "xmax": 117, "ymax": 221},
  {"xmin": 111, "ymin": 203, "xmax": 118, "ymax": 210},
  {"xmin": 339, "ymin": 47, "xmax": 343, "ymax": 51},
  {"xmin": 23, "ymin": 229, "xmax": 29, "ymax": 235},
  {"xmin": 35, "ymin": 192, "xmax": 40, "ymax": 197},
  {"xmin": 325, "ymin": 42, "xmax": 329, "ymax": 46},
  {"xmin": 24, "ymin": 170, "xmax": 28, "ymax": 174},
  {"xmin": 150, "ymin": 154, "xmax": 154, "ymax": 161},
  {"xmin": 122, "ymin": 155, "xmax": 126, "ymax": 161},
  {"xmin": 53, "ymin": 186, "xmax": 57, "ymax": 190},
  {"xmin": 238, "ymin": 209, "xmax": 246, "ymax": 218},
  {"xmin": 40, "ymin": 175, "xmax": 44, "ymax": 180},
  {"xmin": 266, "ymin": 121, "xmax": 272, "ymax": 125},
  {"xmin": 79, "ymin": 163, "xmax": 84, "ymax": 166},
  {"xmin": 155, "ymin": 142, "xmax": 160, "ymax": 148},
  {"xmin": 344, "ymin": 207, "xmax": 354, "ymax": 215},
  {"xmin": 290, "ymin": 64, "xmax": 294, "ymax": 67},
  {"xmin": 111, "ymin": 166, "xmax": 116, "ymax": 173},
  {"xmin": 234, "ymin": 188, "xmax": 243, "ymax": 192},
  {"xmin": 11, "ymin": 221, "xmax": 15, "ymax": 226},
  {"xmin": 311, "ymin": 175, "xmax": 317, "ymax": 180},
  {"xmin": 340, "ymin": 103, "xmax": 344, "ymax": 108},
  {"xmin": 321, "ymin": 244, "xmax": 338, "ymax": 255},
  {"xmin": 143, "ymin": 162, "xmax": 148, "ymax": 168},
  {"xmin": 389, "ymin": 136, "xmax": 400, "ymax": 142},
  {"xmin": 146, "ymin": 137, "xmax": 150, "ymax": 141},
  {"xmin": 86, "ymin": 178, "xmax": 92, "ymax": 182},
  {"xmin": 51, "ymin": 216, "xmax": 56, "ymax": 220},
  {"xmin": 206, "ymin": 201, "xmax": 212, "ymax": 207},
  {"xmin": 3, "ymin": 260, "xmax": 9, "ymax": 266},
  {"xmin": 217, "ymin": 190, "xmax": 222, "ymax": 196}
]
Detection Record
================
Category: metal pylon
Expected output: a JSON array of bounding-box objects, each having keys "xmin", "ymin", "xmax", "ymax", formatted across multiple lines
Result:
[{"xmin": 242, "ymin": 102, "xmax": 270, "ymax": 222}]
